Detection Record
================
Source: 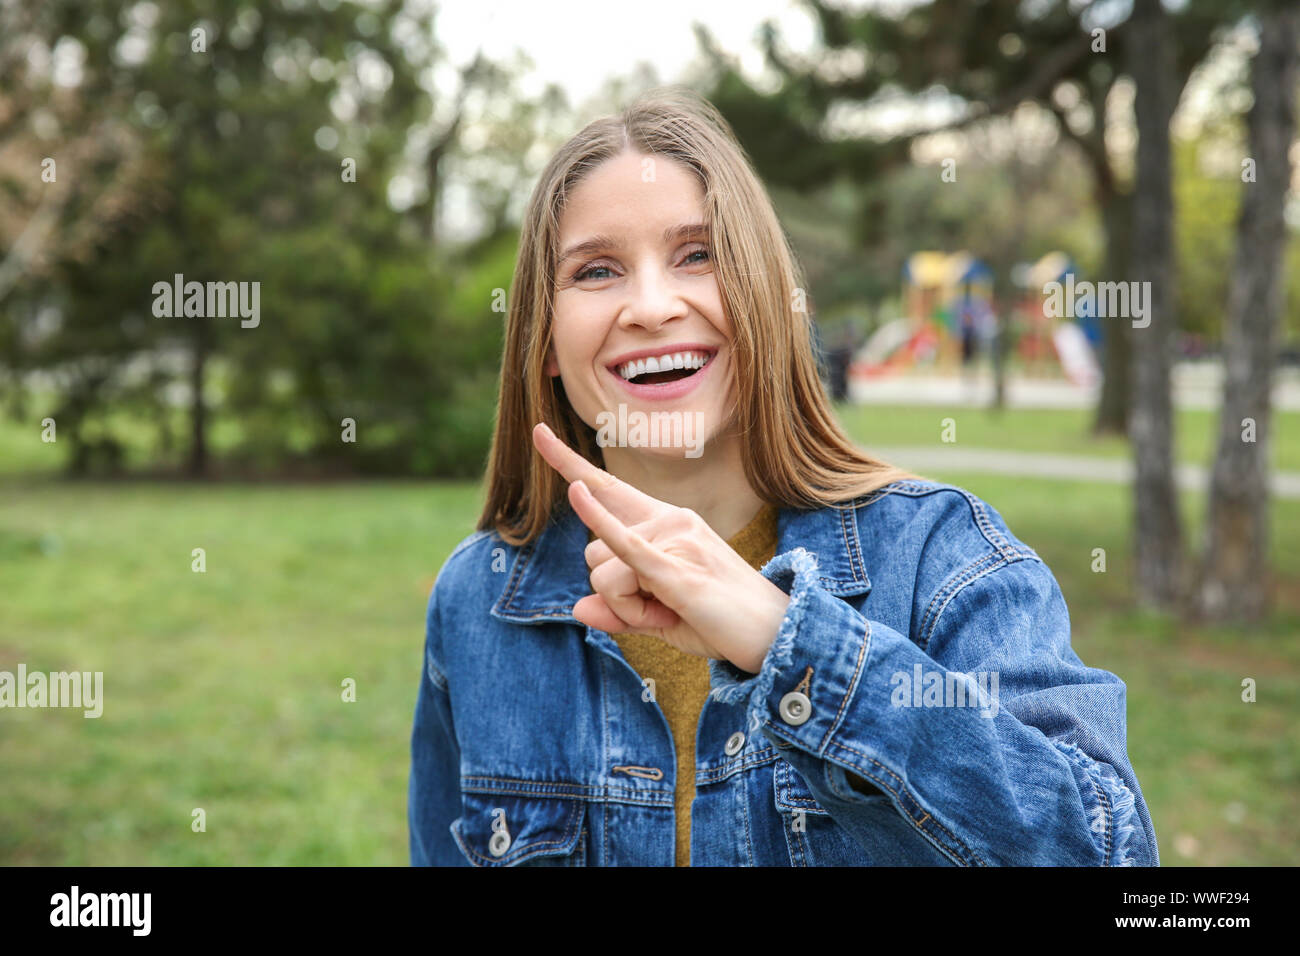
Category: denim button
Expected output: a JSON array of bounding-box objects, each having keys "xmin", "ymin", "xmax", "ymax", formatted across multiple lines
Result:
[
  {"xmin": 778, "ymin": 691, "xmax": 811, "ymax": 725},
  {"xmin": 724, "ymin": 731, "xmax": 745, "ymax": 756}
]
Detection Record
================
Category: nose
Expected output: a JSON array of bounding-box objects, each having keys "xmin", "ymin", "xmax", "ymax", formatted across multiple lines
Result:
[{"xmin": 617, "ymin": 260, "xmax": 689, "ymax": 332}]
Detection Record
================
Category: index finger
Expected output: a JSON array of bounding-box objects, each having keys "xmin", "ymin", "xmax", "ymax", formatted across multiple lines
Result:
[
  {"xmin": 568, "ymin": 480, "xmax": 672, "ymax": 592},
  {"xmin": 532, "ymin": 422, "xmax": 659, "ymax": 521}
]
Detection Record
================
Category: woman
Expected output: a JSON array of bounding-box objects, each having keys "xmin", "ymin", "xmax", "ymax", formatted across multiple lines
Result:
[{"xmin": 408, "ymin": 87, "xmax": 1157, "ymax": 867}]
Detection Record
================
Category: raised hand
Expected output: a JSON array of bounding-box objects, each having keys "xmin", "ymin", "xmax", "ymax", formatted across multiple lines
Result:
[{"xmin": 531, "ymin": 422, "xmax": 789, "ymax": 673}]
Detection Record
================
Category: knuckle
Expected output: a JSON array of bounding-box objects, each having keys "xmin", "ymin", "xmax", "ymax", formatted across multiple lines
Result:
[{"xmin": 591, "ymin": 559, "xmax": 629, "ymax": 590}]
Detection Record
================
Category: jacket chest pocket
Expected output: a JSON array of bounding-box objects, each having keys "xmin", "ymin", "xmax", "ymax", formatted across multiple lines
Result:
[
  {"xmin": 773, "ymin": 758, "xmax": 900, "ymax": 866},
  {"xmin": 451, "ymin": 787, "xmax": 589, "ymax": 867},
  {"xmin": 773, "ymin": 758, "xmax": 831, "ymax": 817}
]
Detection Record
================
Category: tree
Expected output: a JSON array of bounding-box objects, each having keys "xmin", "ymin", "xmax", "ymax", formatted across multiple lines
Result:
[
  {"xmin": 1128, "ymin": 0, "xmax": 1185, "ymax": 610},
  {"xmin": 1198, "ymin": 4, "xmax": 1299, "ymax": 622},
  {"xmin": 694, "ymin": 0, "xmax": 1241, "ymax": 433},
  {"xmin": 2, "ymin": 0, "xmax": 525, "ymax": 479}
]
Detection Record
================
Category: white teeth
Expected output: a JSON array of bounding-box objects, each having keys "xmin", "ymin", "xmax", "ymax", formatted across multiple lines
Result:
[{"xmin": 616, "ymin": 349, "xmax": 714, "ymax": 380}]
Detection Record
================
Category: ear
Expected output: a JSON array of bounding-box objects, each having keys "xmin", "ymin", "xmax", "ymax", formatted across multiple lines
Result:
[{"xmin": 543, "ymin": 343, "xmax": 559, "ymax": 377}]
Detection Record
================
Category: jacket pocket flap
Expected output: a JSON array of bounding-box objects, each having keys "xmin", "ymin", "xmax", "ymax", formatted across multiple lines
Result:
[
  {"xmin": 773, "ymin": 759, "xmax": 831, "ymax": 816},
  {"xmin": 451, "ymin": 789, "xmax": 586, "ymax": 866}
]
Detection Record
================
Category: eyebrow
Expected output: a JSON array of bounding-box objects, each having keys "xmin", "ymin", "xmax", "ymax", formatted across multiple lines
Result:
[{"xmin": 558, "ymin": 222, "xmax": 709, "ymax": 264}]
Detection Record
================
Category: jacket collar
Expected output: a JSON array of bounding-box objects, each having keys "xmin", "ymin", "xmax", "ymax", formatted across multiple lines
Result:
[{"xmin": 490, "ymin": 499, "xmax": 873, "ymax": 626}]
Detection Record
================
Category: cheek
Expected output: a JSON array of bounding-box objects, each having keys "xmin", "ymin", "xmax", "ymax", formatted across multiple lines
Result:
[
  {"xmin": 549, "ymin": 310, "xmax": 602, "ymax": 386},
  {"xmin": 702, "ymin": 286, "xmax": 730, "ymax": 335}
]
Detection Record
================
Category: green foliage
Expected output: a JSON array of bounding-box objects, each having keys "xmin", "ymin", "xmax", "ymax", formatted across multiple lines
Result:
[
  {"xmin": 1, "ymin": 0, "xmax": 511, "ymax": 478},
  {"xmin": 1175, "ymin": 134, "xmax": 1300, "ymax": 341}
]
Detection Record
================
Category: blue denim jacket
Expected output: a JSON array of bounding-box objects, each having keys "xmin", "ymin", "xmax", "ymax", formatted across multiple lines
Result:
[{"xmin": 409, "ymin": 479, "xmax": 1159, "ymax": 866}]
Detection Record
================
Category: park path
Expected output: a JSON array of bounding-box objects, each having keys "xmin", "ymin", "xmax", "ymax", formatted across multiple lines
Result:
[
  {"xmin": 848, "ymin": 364, "xmax": 1300, "ymax": 411},
  {"xmin": 869, "ymin": 446, "xmax": 1300, "ymax": 500}
]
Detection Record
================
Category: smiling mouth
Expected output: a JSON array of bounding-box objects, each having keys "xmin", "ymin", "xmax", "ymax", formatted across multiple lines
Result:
[
  {"xmin": 631, "ymin": 366, "xmax": 697, "ymax": 386},
  {"xmin": 612, "ymin": 349, "xmax": 716, "ymax": 387}
]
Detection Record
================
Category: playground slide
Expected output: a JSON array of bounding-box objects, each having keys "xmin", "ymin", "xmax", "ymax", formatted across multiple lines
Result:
[
  {"xmin": 1053, "ymin": 321, "xmax": 1101, "ymax": 387},
  {"xmin": 853, "ymin": 317, "xmax": 915, "ymax": 376}
]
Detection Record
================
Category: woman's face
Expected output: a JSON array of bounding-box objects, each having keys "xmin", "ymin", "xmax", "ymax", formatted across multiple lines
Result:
[{"xmin": 546, "ymin": 148, "xmax": 733, "ymax": 460}]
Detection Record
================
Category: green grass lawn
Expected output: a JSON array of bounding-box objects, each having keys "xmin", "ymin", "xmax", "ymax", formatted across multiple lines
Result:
[
  {"xmin": 5, "ymin": 400, "xmax": 1297, "ymax": 477},
  {"xmin": 835, "ymin": 403, "xmax": 1300, "ymax": 473},
  {"xmin": 1, "ymin": 467, "xmax": 1296, "ymax": 865}
]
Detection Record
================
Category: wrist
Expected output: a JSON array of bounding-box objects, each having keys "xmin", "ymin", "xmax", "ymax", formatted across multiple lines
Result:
[{"xmin": 730, "ymin": 579, "xmax": 790, "ymax": 674}]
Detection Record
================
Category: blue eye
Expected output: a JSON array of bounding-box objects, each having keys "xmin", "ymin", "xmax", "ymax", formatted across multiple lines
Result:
[
  {"xmin": 575, "ymin": 264, "xmax": 613, "ymax": 281},
  {"xmin": 573, "ymin": 247, "xmax": 708, "ymax": 282}
]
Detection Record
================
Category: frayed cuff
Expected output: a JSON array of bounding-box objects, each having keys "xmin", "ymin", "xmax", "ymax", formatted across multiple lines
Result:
[
  {"xmin": 709, "ymin": 547, "xmax": 820, "ymax": 719},
  {"xmin": 1052, "ymin": 738, "xmax": 1147, "ymax": 866}
]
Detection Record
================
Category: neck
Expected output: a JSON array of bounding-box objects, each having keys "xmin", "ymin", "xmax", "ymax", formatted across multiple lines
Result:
[{"xmin": 599, "ymin": 428, "xmax": 765, "ymax": 541}]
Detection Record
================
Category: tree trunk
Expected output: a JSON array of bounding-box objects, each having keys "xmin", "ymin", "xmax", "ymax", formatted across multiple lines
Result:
[
  {"xmin": 1092, "ymin": 190, "xmax": 1133, "ymax": 435},
  {"xmin": 1128, "ymin": 0, "xmax": 1184, "ymax": 609},
  {"xmin": 187, "ymin": 314, "xmax": 209, "ymax": 478},
  {"xmin": 1198, "ymin": 5, "xmax": 1298, "ymax": 622}
]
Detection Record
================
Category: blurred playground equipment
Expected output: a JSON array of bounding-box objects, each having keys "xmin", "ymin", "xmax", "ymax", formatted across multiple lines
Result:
[
  {"xmin": 1018, "ymin": 252, "xmax": 1102, "ymax": 387},
  {"xmin": 851, "ymin": 250, "xmax": 1102, "ymax": 388}
]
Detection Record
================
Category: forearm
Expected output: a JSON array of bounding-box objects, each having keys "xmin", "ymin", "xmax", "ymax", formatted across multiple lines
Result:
[{"xmin": 710, "ymin": 547, "xmax": 1155, "ymax": 866}]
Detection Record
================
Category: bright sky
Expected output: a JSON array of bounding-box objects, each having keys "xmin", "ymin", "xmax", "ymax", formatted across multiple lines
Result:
[{"xmin": 435, "ymin": 0, "xmax": 818, "ymax": 105}]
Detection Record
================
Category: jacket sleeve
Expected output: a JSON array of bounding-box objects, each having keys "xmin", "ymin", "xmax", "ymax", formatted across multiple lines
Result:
[
  {"xmin": 709, "ymin": 546, "xmax": 1158, "ymax": 866},
  {"xmin": 408, "ymin": 577, "xmax": 467, "ymax": 866}
]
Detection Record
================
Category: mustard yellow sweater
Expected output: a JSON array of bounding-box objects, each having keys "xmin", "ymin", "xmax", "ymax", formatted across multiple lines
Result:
[{"xmin": 592, "ymin": 502, "xmax": 779, "ymax": 866}]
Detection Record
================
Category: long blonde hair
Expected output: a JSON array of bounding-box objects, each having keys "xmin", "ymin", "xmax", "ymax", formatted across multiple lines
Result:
[{"xmin": 478, "ymin": 86, "xmax": 912, "ymax": 546}]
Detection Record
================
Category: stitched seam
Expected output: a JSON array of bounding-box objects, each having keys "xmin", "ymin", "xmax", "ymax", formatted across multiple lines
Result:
[
  {"xmin": 795, "ymin": 823, "xmax": 811, "ymax": 866},
  {"xmin": 738, "ymin": 770, "xmax": 755, "ymax": 865},
  {"xmin": 840, "ymin": 499, "xmax": 867, "ymax": 583},
  {"xmin": 829, "ymin": 738, "xmax": 986, "ymax": 866},
  {"xmin": 452, "ymin": 798, "xmax": 584, "ymax": 866},
  {"xmin": 425, "ymin": 648, "xmax": 449, "ymax": 692},
  {"xmin": 920, "ymin": 552, "xmax": 1000, "ymax": 631},
  {"xmin": 446, "ymin": 529, "xmax": 493, "ymax": 564},
  {"xmin": 463, "ymin": 787, "xmax": 671, "ymax": 806},
  {"xmin": 920, "ymin": 554, "xmax": 1040, "ymax": 658},
  {"xmin": 461, "ymin": 776, "xmax": 674, "ymax": 806},
  {"xmin": 600, "ymin": 654, "xmax": 611, "ymax": 864},
  {"xmin": 778, "ymin": 795, "xmax": 825, "ymax": 809},
  {"xmin": 696, "ymin": 749, "xmax": 779, "ymax": 785},
  {"xmin": 775, "ymin": 763, "xmax": 812, "ymax": 866},
  {"xmin": 855, "ymin": 482, "xmax": 1040, "ymax": 559},
  {"xmin": 826, "ymin": 748, "xmax": 970, "ymax": 866},
  {"xmin": 777, "ymin": 779, "xmax": 809, "ymax": 866},
  {"xmin": 919, "ymin": 551, "xmax": 1039, "ymax": 653},
  {"xmin": 918, "ymin": 552, "xmax": 1006, "ymax": 651},
  {"xmin": 787, "ymin": 822, "xmax": 807, "ymax": 866},
  {"xmin": 962, "ymin": 488, "xmax": 1010, "ymax": 552},
  {"xmin": 496, "ymin": 540, "xmax": 536, "ymax": 611},
  {"xmin": 819, "ymin": 615, "xmax": 871, "ymax": 753},
  {"xmin": 774, "ymin": 761, "xmax": 830, "ymax": 814},
  {"xmin": 696, "ymin": 746, "xmax": 778, "ymax": 781}
]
